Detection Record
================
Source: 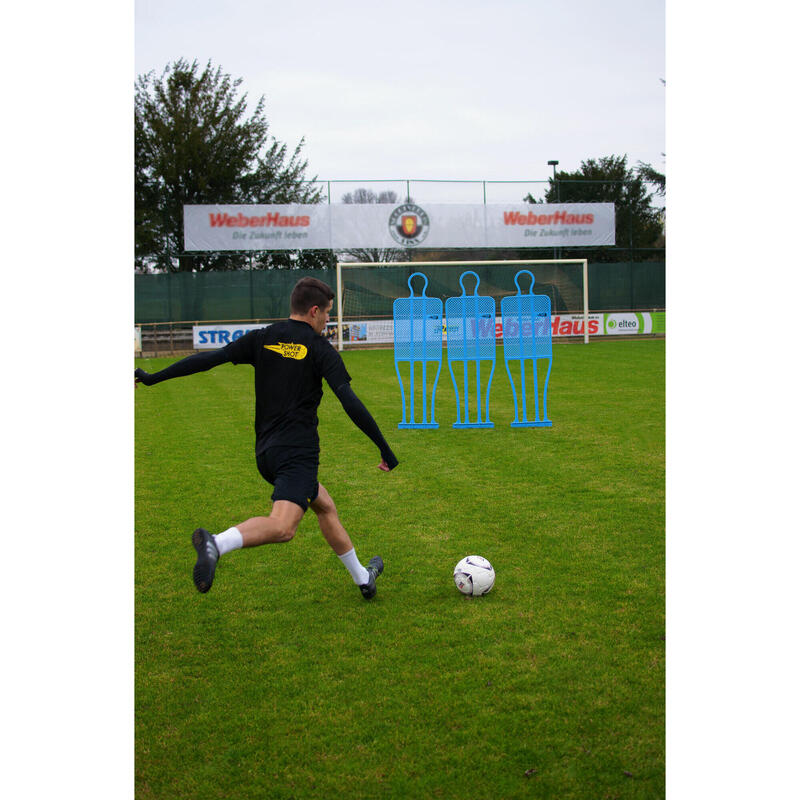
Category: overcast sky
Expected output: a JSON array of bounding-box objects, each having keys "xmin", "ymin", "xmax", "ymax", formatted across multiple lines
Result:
[{"xmin": 135, "ymin": 0, "xmax": 665, "ymax": 204}]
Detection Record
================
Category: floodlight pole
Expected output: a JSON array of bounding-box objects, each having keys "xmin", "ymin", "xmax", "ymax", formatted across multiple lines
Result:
[
  {"xmin": 547, "ymin": 159, "xmax": 559, "ymax": 263},
  {"xmin": 546, "ymin": 159, "xmax": 587, "ymax": 343}
]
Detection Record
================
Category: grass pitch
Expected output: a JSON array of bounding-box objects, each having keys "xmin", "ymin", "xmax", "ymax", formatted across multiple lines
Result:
[{"xmin": 135, "ymin": 339, "xmax": 664, "ymax": 799}]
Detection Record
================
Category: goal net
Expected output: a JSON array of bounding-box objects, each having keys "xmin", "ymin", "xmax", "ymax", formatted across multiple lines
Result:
[{"xmin": 335, "ymin": 258, "xmax": 590, "ymax": 349}]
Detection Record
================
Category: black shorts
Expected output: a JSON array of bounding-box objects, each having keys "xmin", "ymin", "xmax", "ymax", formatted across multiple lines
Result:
[{"xmin": 256, "ymin": 446, "xmax": 320, "ymax": 512}]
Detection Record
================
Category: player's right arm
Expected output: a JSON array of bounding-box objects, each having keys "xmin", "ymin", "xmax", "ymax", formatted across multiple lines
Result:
[
  {"xmin": 134, "ymin": 349, "xmax": 231, "ymax": 387},
  {"xmin": 135, "ymin": 328, "xmax": 261, "ymax": 387}
]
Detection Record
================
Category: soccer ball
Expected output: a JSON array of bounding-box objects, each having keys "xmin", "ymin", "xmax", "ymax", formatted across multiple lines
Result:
[{"xmin": 453, "ymin": 555, "xmax": 495, "ymax": 596}]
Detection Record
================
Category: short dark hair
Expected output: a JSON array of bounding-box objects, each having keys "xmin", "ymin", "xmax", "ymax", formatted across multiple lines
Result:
[{"xmin": 290, "ymin": 277, "xmax": 334, "ymax": 314}]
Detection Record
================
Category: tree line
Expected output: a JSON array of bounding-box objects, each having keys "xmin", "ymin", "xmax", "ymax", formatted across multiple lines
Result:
[{"xmin": 136, "ymin": 60, "xmax": 665, "ymax": 272}]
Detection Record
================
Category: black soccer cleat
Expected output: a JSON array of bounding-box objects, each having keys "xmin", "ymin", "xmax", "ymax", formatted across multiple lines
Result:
[
  {"xmin": 192, "ymin": 528, "xmax": 219, "ymax": 593},
  {"xmin": 359, "ymin": 556, "xmax": 384, "ymax": 600}
]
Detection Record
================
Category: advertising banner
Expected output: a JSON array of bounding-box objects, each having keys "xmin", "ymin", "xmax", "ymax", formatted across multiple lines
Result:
[
  {"xmin": 192, "ymin": 324, "xmax": 263, "ymax": 349},
  {"xmin": 329, "ymin": 314, "xmax": 620, "ymax": 346},
  {"xmin": 184, "ymin": 202, "xmax": 615, "ymax": 251},
  {"xmin": 603, "ymin": 312, "xmax": 664, "ymax": 335},
  {"xmin": 194, "ymin": 312, "xmax": 662, "ymax": 350},
  {"xmin": 549, "ymin": 315, "xmax": 604, "ymax": 338}
]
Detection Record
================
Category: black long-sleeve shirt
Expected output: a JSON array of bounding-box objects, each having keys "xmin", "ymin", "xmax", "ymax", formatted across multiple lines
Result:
[{"xmin": 135, "ymin": 319, "xmax": 397, "ymax": 468}]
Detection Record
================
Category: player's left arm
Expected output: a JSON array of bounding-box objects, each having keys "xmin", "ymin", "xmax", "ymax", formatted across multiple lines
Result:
[
  {"xmin": 316, "ymin": 338, "xmax": 398, "ymax": 471},
  {"xmin": 332, "ymin": 382, "xmax": 399, "ymax": 471}
]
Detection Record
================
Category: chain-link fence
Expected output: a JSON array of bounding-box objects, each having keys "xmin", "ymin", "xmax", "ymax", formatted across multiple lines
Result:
[
  {"xmin": 307, "ymin": 178, "xmax": 665, "ymax": 210},
  {"xmin": 135, "ymin": 259, "xmax": 664, "ymax": 325},
  {"xmin": 135, "ymin": 268, "xmax": 336, "ymax": 323}
]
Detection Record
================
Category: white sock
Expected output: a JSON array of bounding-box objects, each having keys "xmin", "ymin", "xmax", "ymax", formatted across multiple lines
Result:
[
  {"xmin": 338, "ymin": 548, "xmax": 370, "ymax": 586},
  {"xmin": 214, "ymin": 527, "xmax": 243, "ymax": 557}
]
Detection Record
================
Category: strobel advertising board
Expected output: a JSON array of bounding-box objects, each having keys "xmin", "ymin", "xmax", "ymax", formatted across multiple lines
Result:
[
  {"xmin": 192, "ymin": 324, "xmax": 263, "ymax": 349},
  {"xmin": 184, "ymin": 202, "xmax": 615, "ymax": 251}
]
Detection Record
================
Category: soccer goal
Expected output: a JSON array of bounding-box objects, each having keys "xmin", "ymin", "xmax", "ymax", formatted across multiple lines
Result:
[{"xmin": 335, "ymin": 258, "xmax": 590, "ymax": 350}]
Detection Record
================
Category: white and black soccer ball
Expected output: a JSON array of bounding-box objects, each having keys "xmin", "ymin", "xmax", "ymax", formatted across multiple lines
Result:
[{"xmin": 453, "ymin": 555, "xmax": 495, "ymax": 596}]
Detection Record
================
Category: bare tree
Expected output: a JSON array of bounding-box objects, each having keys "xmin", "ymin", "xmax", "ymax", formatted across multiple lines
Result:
[{"xmin": 338, "ymin": 188, "xmax": 411, "ymax": 263}]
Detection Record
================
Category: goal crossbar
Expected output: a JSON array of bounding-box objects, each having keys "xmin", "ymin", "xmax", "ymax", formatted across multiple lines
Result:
[{"xmin": 335, "ymin": 258, "xmax": 590, "ymax": 349}]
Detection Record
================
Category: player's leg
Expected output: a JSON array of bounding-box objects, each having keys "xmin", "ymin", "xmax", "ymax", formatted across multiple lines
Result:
[
  {"xmin": 236, "ymin": 501, "xmax": 305, "ymax": 546},
  {"xmin": 309, "ymin": 482, "xmax": 354, "ymax": 556},
  {"xmin": 191, "ymin": 448, "xmax": 313, "ymax": 593},
  {"xmin": 191, "ymin": 501, "xmax": 305, "ymax": 593},
  {"xmin": 310, "ymin": 482, "xmax": 384, "ymax": 599},
  {"xmin": 234, "ymin": 447, "xmax": 315, "ymax": 545}
]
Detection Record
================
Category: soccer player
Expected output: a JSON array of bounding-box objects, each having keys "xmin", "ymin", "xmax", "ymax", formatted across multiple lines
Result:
[{"xmin": 135, "ymin": 277, "xmax": 398, "ymax": 600}]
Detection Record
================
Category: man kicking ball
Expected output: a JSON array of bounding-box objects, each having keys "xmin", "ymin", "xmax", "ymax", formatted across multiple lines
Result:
[{"xmin": 135, "ymin": 277, "xmax": 398, "ymax": 599}]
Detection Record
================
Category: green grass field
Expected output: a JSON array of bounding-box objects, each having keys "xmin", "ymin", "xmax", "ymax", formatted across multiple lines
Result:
[{"xmin": 135, "ymin": 339, "xmax": 665, "ymax": 799}]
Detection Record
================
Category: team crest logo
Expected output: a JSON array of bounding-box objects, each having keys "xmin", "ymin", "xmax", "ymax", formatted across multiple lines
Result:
[{"xmin": 389, "ymin": 203, "xmax": 430, "ymax": 247}]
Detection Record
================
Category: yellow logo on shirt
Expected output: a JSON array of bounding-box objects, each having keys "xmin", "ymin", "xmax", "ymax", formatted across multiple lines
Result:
[{"xmin": 264, "ymin": 342, "xmax": 308, "ymax": 360}]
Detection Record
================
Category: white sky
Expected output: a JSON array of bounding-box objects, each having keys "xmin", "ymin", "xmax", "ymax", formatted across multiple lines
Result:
[{"xmin": 135, "ymin": 0, "xmax": 665, "ymax": 203}]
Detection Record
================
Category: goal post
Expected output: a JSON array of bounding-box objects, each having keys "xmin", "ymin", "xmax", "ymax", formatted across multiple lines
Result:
[{"xmin": 335, "ymin": 258, "xmax": 590, "ymax": 349}]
